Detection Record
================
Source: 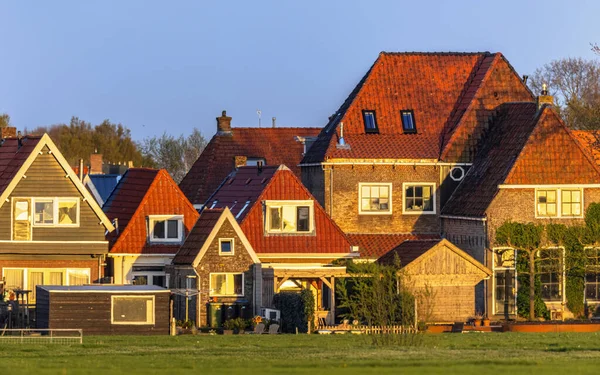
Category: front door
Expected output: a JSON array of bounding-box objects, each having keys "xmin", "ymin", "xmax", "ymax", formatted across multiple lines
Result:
[{"xmin": 494, "ymin": 269, "xmax": 516, "ymax": 315}]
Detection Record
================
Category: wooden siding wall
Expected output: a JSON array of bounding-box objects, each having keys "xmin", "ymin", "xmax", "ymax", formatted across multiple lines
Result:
[
  {"xmin": 39, "ymin": 291, "xmax": 170, "ymax": 335},
  {"xmin": 0, "ymin": 147, "xmax": 106, "ymax": 244}
]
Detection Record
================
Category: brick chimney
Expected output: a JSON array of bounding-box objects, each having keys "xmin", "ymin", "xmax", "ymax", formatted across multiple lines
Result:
[
  {"xmin": 1, "ymin": 127, "xmax": 17, "ymax": 139},
  {"xmin": 90, "ymin": 153, "xmax": 103, "ymax": 174},
  {"xmin": 234, "ymin": 156, "xmax": 247, "ymax": 168},
  {"xmin": 217, "ymin": 110, "xmax": 232, "ymax": 134},
  {"xmin": 537, "ymin": 83, "xmax": 554, "ymax": 110}
]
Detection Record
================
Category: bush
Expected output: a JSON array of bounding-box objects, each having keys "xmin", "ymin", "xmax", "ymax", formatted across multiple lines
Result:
[
  {"xmin": 273, "ymin": 290, "xmax": 314, "ymax": 333},
  {"xmin": 223, "ymin": 317, "xmax": 248, "ymax": 331}
]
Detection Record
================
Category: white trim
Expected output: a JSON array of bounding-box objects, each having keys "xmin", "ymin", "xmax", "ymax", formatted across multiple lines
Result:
[
  {"xmin": 300, "ymin": 161, "xmax": 473, "ymax": 167},
  {"xmin": 491, "ymin": 247, "xmax": 517, "ymax": 316},
  {"xmin": 147, "ymin": 215, "xmax": 184, "ymax": 243},
  {"xmin": 499, "ymin": 184, "xmax": 600, "ymax": 189},
  {"xmin": 209, "ymin": 272, "xmax": 244, "ymax": 297},
  {"xmin": 402, "ymin": 182, "xmax": 437, "ymax": 215},
  {"xmin": 449, "ymin": 166, "xmax": 465, "ymax": 182},
  {"xmin": 31, "ymin": 197, "xmax": 80, "ymax": 228},
  {"xmin": 0, "ymin": 134, "xmax": 114, "ymax": 231},
  {"xmin": 534, "ymin": 187, "xmax": 584, "ymax": 219},
  {"xmin": 358, "ymin": 182, "xmax": 392, "ymax": 215},
  {"xmin": 111, "ymin": 295, "xmax": 155, "ymax": 325},
  {"xmin": 264, "ymin": 200, "xmax": 315, "ymax": 233},
  {"xmin": 219, "ymin": 238, "xmax": 235, "ymax": 256}
]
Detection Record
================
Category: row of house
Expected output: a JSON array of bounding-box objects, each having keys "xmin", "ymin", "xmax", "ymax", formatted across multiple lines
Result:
[{"xmin": 2, "ymin": 51, "xmax": 600, "ymax": 329}]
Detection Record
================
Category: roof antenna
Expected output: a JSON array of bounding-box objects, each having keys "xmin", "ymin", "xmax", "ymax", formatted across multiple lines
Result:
[{"xmin": 256, "ymin": 109, "xmax": 262, "ymax": 128}]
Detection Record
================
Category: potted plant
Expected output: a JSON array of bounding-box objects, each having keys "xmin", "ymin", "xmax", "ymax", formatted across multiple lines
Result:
[
  {"xmin": 473, "ymin": 312, "xmax": 483, "ymax": 327},
  {"xmin": 482, "ymin": 314, "xmax": 491, "ymax": 327},
  {"xmin": 223, "ymin": 319, "xmax": 235, "ymax": 335}
]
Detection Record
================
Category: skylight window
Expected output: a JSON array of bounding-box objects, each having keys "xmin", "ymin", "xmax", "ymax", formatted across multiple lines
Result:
[
  {"xmin": 362, "ymin": 110, "xmax": 378, "ymax": 133},
  {"xmin": 401, "ymin": 110, "xmax": 416, "ymax": 133}
]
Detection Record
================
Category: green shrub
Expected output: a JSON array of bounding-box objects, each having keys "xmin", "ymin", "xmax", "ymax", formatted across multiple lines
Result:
[{"xmin": 273, "ymin": 290, "xmax": 314, "ymax": 333}]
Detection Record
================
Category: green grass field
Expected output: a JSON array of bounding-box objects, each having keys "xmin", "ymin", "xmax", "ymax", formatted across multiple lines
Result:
[{"xmin": 1, "ymin": 333, "xmax": 600, "ymax": 374}]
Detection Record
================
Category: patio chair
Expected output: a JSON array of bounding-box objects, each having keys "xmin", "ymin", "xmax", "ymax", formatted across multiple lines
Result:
[
  {"xmin": 252, "ymin": 323, "xmax": 266, "ymax": 334},
  {"xmin": 268, "ymin": 324, "xmax": 280, "ymax": 334}
]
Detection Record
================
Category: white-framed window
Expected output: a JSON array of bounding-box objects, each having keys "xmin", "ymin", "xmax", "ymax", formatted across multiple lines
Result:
[
  {"xmin": 492, "ymin": 248, "xmax": 517, "ymax": 316},
  {"xmin": 402, "ymin": 183, "xmax": 436, "ymax": 214},
  {"xmin": 535, "ymin": 188, "xmax": 583, "ymax": 218},
  {"xmin": 148, "ymin": 215, "xmax": 184, "ymax": 243},
  {"xmin": 209, "ymin": 273, "xmax": 244, "ymax": 296},
  {"xmin": 219, "ymin": 238, "xmax": 235, "ymax": 256},
  {"xmin": 2, "ymin": 267, "xmax": 90, "ymax": 301},
  {"xmin": 358, "ymin": 183, "xmax": 392, "ymax": 215},
  {"xmin": 585, "ymin": 247, "xmax": 600, "ymax": 302},
  {"xmin": 264, "ymin": 200, "xmax": 314, "ymax": 234},
  {"xmin": 131, "ymin": 266, "xmax": 167, "ymax": 288},
  {"xmin": 538, "ymin": 248, "xmax": 564, "ymax": 302},
  {"xmin": 111, "ymin": 295, "xmax": 155, "ymax": 325},
  {"xmin": 31, "ymin": 197, "xmax": 79, "ymax": 227}
]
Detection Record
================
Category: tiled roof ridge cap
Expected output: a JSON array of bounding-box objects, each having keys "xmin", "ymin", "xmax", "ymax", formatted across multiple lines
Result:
[
  {"xmin": 220, "ymin": 126, "xmax": 322, "ymax": 131},
  {"xmin": 381, "ymin": 51, "xmax": 493, "ymax": 56}
]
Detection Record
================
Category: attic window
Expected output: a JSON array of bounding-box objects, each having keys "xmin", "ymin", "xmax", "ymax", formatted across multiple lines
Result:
[
  {"xmin": 362, "ymin": 110, "xmax": 378, "ymax": 133},
  {"xmin": 401, "ymin": 110, "xmax": 416, "ymax": 133}
]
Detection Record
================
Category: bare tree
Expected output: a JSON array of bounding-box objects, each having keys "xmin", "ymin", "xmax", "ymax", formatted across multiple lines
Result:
[
  {"xmin": 529, "ymin": 57, "xmax": 600, "ymax": 129},
  {"xmin": 0, "ymin": 113, "xmax": 10, "ymax": 128}
]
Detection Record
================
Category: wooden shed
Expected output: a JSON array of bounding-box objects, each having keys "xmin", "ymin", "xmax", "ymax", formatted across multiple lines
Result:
[
  {"xmin": 379, "ymin": 239, "xmax": 492, "ymax": 323},
  {"xmin": 36, "ymin": 285, "xmax": 170, "ymax": 335}
]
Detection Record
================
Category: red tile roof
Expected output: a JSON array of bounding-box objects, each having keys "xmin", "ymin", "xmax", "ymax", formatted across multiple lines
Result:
[
  {"xmin": 302, "ymin": 52, "xmax": 533, "ymax": 164},
  {"xmin": 347, "ymin": 233, "xmax": 440, "ymax": 258},
  {"xmin": 442, "ymin": 104, "xmax": 600, "ymax": 217},
  {"xmin": 103, "ymin": 168, "xmax": 199, "ymax": 254},
  {"xmin": 572, "ymin": 130, "xmax": 600, "ymax": 166},
  {"xmin": 179, "ymin": 127, "xmax": 320, "ymax": 205},
  {"xmin": 0, "ymin": 136, "xmax": 42, "ymax": 195},
  {"xmin": 209, "ymin": 165, "xmax": 352, "ymax": 254},
  {"xmin": 172, "ymin": 208, "xmax": 224, "ymax": 265},
  {"xmin": 377, "ymin": 239, "xmax": 441, "ymax": 266}
]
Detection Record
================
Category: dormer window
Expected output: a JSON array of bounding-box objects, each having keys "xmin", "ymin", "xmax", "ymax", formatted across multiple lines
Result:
[
  {"xmin": 401, "ymin": 110, "xmax": 416, "ymax": 133},
  {"xmin": 265, "ymin": 200, "xmax": 314, "ymax": 234},
  {"xmin": 148, "ymin": 215, "xmax": 183, "ymax": 243},
  {"xmin": 362, "ymin": 110, "xmax": 378, "ymax": 133}
]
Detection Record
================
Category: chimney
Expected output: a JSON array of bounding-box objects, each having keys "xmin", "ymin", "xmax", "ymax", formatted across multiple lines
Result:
[
  {"xmin": 217, "ymin": 110, "xmax": 232, "ymax": 134},
  {"xmin": 90, "ymin": 153, "xmax": 103, "ymax": 175},
  {"xmin": 272, "ymin": 117, "xmax": 276, "ymax": 128},
  {"xmin": 234, "ymin": 156, "xmax": 247, "ymax": 168},
  {"xmin": 78, "ymin": 159, "xmax": 84, "ymax": 181},
  {"xmin": 537, "ymin": 83, "xmax": 554, "ymax": 110},
  {"xmin": 1, "ymin": 126, "xmax": 17, "ymax": 139}
]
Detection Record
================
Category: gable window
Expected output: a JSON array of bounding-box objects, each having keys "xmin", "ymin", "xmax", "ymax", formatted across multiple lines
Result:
[
  {"xmin": 265, "ymin": 200, "xmax": 314, "ymax": 234},
  {"xmin": 32, "ymin": 198, "xmax": 79, "ymax": 226},
  {"xmin": 536, "ymin": 188, "xmax": 582, "ymax": 218},
  {"xmin": 538, "ymin": 248, "xmax": 564, "ymax": 302},
  {"xmin": 210, "ymin": 273, "xmax": 243, "ymax": 296},
  {"xmin": 362, "ymin": 110, "xmax": 378, "ymax": 133},
  {"xmin": 111, "ymin": 296, "xmax": 155, "ymax": 325},
  {"xmin": 401, "ymin": 110, "xmax": 416, "ymax": 133},
  {"xmin": 585, "ymin": 248, "xmax": 600, "ymax": 302},
  {"xmin": 403, "ymin": 183, "xmax": 435, "ymax": 214},
  {"xmin": 359, "ymin": 183, "xmax": 392, "ymax": 215},
  {"xmin": 148, "ymin": 215, "xmax": 183, "ymax": 243},
  {"xmin": 219, "ymin": 238, "xmax": 234, "ymax": 256}
]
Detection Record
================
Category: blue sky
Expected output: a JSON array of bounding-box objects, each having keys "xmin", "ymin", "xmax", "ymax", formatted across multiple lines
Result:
[{"xmin": 1, "ymin": 0, "xmax": 598, "ymax": 140}]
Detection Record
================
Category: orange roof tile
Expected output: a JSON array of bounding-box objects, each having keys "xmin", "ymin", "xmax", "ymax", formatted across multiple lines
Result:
[{"xmin": 567, "ymin": 130, "xmax": 600, "ymax": 166}]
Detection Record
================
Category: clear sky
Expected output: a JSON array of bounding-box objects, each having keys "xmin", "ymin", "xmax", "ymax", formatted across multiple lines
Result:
[{"xmin": 1, "ymin": 0, "xmax": 599, "ymax": 140}]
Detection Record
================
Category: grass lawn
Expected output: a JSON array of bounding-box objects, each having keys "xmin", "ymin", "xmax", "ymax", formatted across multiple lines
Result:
[{"xmin": 1, "ymin": 332, "xmax": 599, "ymax": 374}]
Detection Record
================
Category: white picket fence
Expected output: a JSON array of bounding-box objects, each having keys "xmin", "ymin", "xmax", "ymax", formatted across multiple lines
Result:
[{"xmin": 317, "ymin": 324, "xmax": 418, "ymax": 334}]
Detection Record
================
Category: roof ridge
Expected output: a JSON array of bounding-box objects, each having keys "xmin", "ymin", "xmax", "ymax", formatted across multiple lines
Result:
[{"xmin": 381, "ymin": 51, "xmax": 493, "ymax": 56}]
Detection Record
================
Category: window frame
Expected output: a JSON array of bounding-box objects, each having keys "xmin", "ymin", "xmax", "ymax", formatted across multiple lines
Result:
[
  {"xmin": 219, "ymin": 238, "xmax": 235, "ymax": 256},
  {"xmin": 362, "ymin": 110, "xmax": 379, "ymax": 134},
  {"xmin": 209, "ymin": 272, "xmax": 244, "ymax": 297},
  {"xmin": 111, "ymin": 295, "xmax": 155, "ymax": 325},
  {"xmin": 30, "ymin": 197, "xmax": 80, "ymax": 227},
  {"xmin": 358, "ymin": 183, "xmax": 393, "ymax": 215},
  {"xmin": 1, "ymin": 267, "xmax": 90, "ymax": 301},
  {"xmin": 147, "ymin": 215, "xmax": 184, "ymax": 243},
  {"xmin": 400, "ymin": 110, "xmax": 417, "ymax": 134},
  {"xmin": 537, "ymin": 247, "xmax": 566, "ymax": 303},
  {"xmin": 585, "ymin": 247, "xmax": 600, "ymax": 303},
  {"xmin": 491, "ymin": 247, "xmax": 518, "ymax": 316},
  {"xmin": 264, "ymin": 200, "xmax": 315, "ymax": 234},
  {"xmin": 535, "ymin": 188, "xmax": 583, "ymax": 219},
  {"xmin": 402, "ymin": 182, "xmax": 436, "ymax": 215}
]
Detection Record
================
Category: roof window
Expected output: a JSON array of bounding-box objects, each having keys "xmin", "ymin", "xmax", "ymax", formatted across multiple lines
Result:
[
  {"xmin": 401, "ymin": 110, "xmax": 416, "ymax": 133},
  {"xmin": 362, "ymin": 110, "xmax": 378, "ymax": 133}
]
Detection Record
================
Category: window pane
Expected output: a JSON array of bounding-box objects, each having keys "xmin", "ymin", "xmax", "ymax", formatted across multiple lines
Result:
[
  {"xmin": 212, "ymin": 274, "xmax": 226, "ymax": 295},
  {"xmin": 167, "ymin": 220, "xmax": 179, "ymax": 239},
  {"xmin": 538, "ymin": 191, "xmax": 547, "ymax": 203},
  {"xmin": 371, "ymin": 186, "xmax": 380, "ymax": 198},
  {"xmin": 234, "ymin": 274, "xmax": 243, "ymax": 295},
  {"xmin": 380, "ymin": 186, "xmax": 389, "ymax": 198},
  {"xmin": 572, "ymin": 190, "xmax": 581, "ymax": 203},
  {"xmin": 269, "ymin": 207, "xmax": 281, "ymax": 230},
  {"xmin": 547, "ymin": 203, "xmax": 557, "ymax": 216},
  {"xmin": 220, "ymin": 240, "xmax": 232, "ymax": 253},
  {"xmin": 112, "ymin": 297, "xmax": 152, "ymax": 323},
  {"xmin": 58, "ymin": 200, "xmax": 78, "ymax": 225},
  {"xmin": 14, "ymin": 200, "xmax": 29, "ymax": 221},
  {"xmin": 573, "ymin": 204, "xmax": 581, "ymax": 216},
  {"xmin": 282, "ymin": 206, "xmax": 296, "ymax": 232},
  {"xmin": 562, "ymin": 190, "xmax": 571, "ymax": 203},
  {"xmin": 547, "ymin": 190, "xmax": 556, "ymax": 202},
  {"xmin": 562, "ymin": 203, "xmax": 572, "ymax": 216},
  {"xmin": 153, "ymin": 220, "xmax": 166, "ymax": 239},
  {"xmin": 379, "ymin": 198, "xmax": 389, "ymax": 210},
  {"xmin": 34, "ymin": 200, "xmax": 54, "ymax": 224},
  {"xmin": 402, "ymin": 112, "xmax": 415, "ymax": 131},
  {"xmin": 28, "ymin": 271, "xmax": 43, "ymax": 300},
  {"xmin": 406, "ymin": 186, "xmax": 414, "ymax": 198},
  {"xmin": 152, "ymin": 276, "xmax": 166, "ymax": 287},
  {"xmin": 364, "ymin": 112, "xmax": 376, "ymax": 130},
  {"xmin": 361, "ymin": 198, "xmax": 371, "ymax": 211},
  {"xmin": 4, "ymin": 269, "xmax": 24, "ymax": 290},
  {"xmin": 49, "ymin": 272, "xmax": 63, "ymax": 285},
  {"xmin": 361, "ymin": 186, "xmax": 370, "ymax": 198},
  {"xmin": 297, "ymin": 206, "xmax": 310, "ymax": 232},
  {"xmin": 68, "ymin": 270, "xmax": 90, "ymax": 285}
]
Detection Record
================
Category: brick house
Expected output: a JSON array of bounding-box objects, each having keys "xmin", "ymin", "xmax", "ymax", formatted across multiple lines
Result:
[
  {"xmin": 0, "ymin": 132, "xmax": 114, "ymax": 303},
  {"xmin": 175, "ymin": 165, "xmax": 354, "ymax": 326},
  {"xmin": 170, "ymin": 208, "xmax": 261, "ymax": 325},
  {"xmin": 300, "ymin": 52, "xmax": 534, "ymax": 259},
  {"xmin": 442, "ymin": 101, "xmax": 600, "ymax": 318},
  {"xmin": 179, "ymin": 110, "xmax": 320, "ymax": 209},
  {"xmin": 102, "ymin": 168, "xmax": 199, "ymax": 286}
]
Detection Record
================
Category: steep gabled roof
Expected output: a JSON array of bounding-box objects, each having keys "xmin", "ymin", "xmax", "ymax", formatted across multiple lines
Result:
[
  {"xmin": 179, "ymin": 127, "xmax": 320, "ymax": 206},
  {"xmin": 173, "ymin": 208, "xmax": 259, "ymax": 266},
  {"xmin": 0, "ymin": 134, "xmax": 114, "ymax": 231},
  {"xmin": 103, "ymin": 168, "xmax": 199, "ymax": 254},
  {"xmin": 302, "ymin": 52, "xmax": 532, "ymax": 164},
  {"xmin": 347, "ymin": 233, "xmax": 440, "ymax": 258},
  {"xmin": 442, "ymin": 103, "xmax": 600, "ymax": 218},
  {"xmin": 209, "ymin": 165, "xmax": 352, "ymax": 255}
]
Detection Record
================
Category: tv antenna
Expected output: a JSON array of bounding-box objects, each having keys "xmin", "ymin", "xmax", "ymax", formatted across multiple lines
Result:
[{"xmin": 257, "ymin": 109, "xmax": 262, "ymax": 128}]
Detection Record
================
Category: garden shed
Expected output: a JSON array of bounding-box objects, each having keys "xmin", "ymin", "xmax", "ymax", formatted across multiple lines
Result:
[{"xmin": 36, "ymin": 285, "xmax": 170, "ymax": 335}]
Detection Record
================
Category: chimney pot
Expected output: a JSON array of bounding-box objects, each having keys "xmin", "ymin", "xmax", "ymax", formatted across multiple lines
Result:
[
  {"xmin": 272, "ymin": 117, "xmax": 276, "ymax": 128},
  {"xmin": 217, "ymin": 110, "xmax": 232, "ymax": 134},
  {"xmin": 537, "ymin": 83, "xmax": 554, "ymax": 110}
]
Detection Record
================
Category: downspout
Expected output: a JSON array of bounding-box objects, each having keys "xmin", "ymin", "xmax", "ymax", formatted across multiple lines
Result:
[
  {"xmin": 329, "ymin": 167, "xmax": 334, "ymax": 218},
  {"xmin": 484, "ymin": 215, "xmax": 489, "ymax": 316}
]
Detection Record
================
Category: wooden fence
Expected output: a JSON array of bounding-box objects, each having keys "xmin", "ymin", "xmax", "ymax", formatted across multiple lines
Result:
[{"xmin": 317, "ymin": 324, "xmax": 418, "ymax": 334}]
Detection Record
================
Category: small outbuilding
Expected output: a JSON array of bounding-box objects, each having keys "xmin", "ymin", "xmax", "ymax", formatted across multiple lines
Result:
[{"xmin": 36, "ymin": 285, "xmax": 170, "ymax": 335}]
